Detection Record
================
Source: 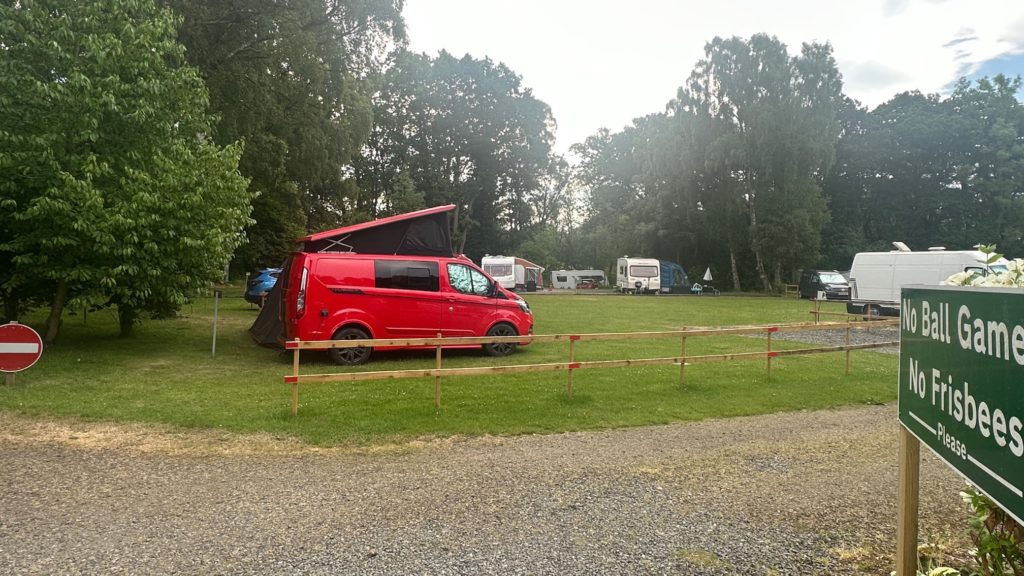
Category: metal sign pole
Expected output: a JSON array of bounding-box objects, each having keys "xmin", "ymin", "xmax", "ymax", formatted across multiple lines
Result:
[{"xmin": 211, "ymin": 289, "xmax": 221, "ymax": 357}]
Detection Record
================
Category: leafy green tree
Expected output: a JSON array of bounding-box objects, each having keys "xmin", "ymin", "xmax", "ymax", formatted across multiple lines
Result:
[
  {"xmin": 165, "ymin": 0, "xmax": 406, "ymax": 270},
  {"xmin": 820, "ymin": 75, "xmax": 1024, "ymax": 264},
  {"xmin": 944, "ymin": 75, "xmax": 1024, "ymax": 256},
  {"xmin": 671, "ymin": 34, "xmax": 843, "ymax": 290},
  {"xmin": 0, "ymin": 0, "xmax": 253, "ymax": 341},
  {"xmin": 354, "ymin": 50, "xmax": 556, "ymax": 259}
]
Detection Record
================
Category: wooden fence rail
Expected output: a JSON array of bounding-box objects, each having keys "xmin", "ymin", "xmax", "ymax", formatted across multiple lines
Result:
[
  {"xmin": 284, "ymin": 318, "xmax": 900, "ymax": 415},
  {"xmin": 808, "ymin": 299, "xmax": 898, "ymax": 323}
]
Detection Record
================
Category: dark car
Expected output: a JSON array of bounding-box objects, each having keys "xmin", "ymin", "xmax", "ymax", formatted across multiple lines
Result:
[
  {"xmin": 799, "ymin": 269, "xmax": 850, "ymax": 300},
  {"xmin": 245, "ymin": 268, "xmax": 282, "ymax": 305}
]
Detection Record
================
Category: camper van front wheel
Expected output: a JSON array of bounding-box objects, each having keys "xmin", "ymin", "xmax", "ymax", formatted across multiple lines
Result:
[
  {"xmin": 328, "ymin": 326, "xmax": 372, "ymax": 365},
  {"xmin": 483, "ymin": 323, "xmax": 518, "ymax": 357},
  {"xmin": 864, "ymin": 304, "xmax": 881, "ymax": 321}
]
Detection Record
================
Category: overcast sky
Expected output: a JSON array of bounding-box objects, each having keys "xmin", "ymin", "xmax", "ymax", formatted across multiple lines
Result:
[{"xmin": 404, "ymin": 0, "xmax": 1024, "ymax": 154}]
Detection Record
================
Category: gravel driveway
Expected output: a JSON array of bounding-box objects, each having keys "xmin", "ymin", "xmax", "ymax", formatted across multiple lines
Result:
[{"xmin": 0, "ymin": 402, "xmax": 969, "ymax": 576}]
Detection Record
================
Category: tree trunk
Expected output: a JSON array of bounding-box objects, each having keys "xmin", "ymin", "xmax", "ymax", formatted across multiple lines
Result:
[
  {"xmin": 44, "ymin": 280, "xmax": 68, "ymax": 344},
  {"xmin": 729, "ymin": 247, "xmax": 741, "ymax": 292},
  {"xmin": 118, "ymin": 304, "xmax": 137, "ymax": 337},
  {"xmin": 748, "ymin": 202, "xmax": 772, "ymax": 292},
  {"xmin": 3, "ymin": 292, "xmax": 18, "ymax": 323}
]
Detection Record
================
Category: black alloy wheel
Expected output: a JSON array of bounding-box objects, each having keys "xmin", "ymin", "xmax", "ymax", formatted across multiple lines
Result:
[
  {"xmin": 483, "ymin": 323, "xmax": 518, "ymax": 357},
  {"xmin": 328, "ymin": 327, "xmax": 372, "ymax": 365}
]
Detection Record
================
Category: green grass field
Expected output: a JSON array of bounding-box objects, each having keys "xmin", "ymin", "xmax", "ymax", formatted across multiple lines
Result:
[{"xmin": 0, "ymin": 290, "xmax": 897, "ymax": 445}]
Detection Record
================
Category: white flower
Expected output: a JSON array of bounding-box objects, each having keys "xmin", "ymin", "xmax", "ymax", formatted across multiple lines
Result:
[
  {"xmin": 945, "ymin": 267, "xmax": 1024, "ymax": 288},
  {"xmin": 943, "ymin": 272, "xmax": 972, "ymax": 286}
]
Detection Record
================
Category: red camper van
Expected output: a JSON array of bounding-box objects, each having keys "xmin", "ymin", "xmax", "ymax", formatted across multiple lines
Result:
[{"xmin": 276, "ymin": 206, "xmax": 533, "ymax": 365}]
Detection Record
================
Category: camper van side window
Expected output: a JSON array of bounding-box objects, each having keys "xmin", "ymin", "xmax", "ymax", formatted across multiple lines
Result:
[
  {"xmin": 375, "ymin": 260, "xmax": 440, "ymax": 292},
  {"xmin": 447, "ymin": 263, "xmax": 492, "ymax": 296}
]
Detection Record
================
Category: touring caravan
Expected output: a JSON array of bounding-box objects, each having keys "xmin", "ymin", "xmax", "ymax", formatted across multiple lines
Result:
[
  {"xmin": 550, "ymin": 269, "xmax": 607, "ymax": 289},
  {"xmin": 481, "ymin": 255, "xmax": 544, "ymax": 292},
  {"xmin": 616, "ymin": 257, "xmax": 661, "ymax": 293},
  {"xmin": 846, "ymin": 242, "xmax": 1008, "ymax": 317}
]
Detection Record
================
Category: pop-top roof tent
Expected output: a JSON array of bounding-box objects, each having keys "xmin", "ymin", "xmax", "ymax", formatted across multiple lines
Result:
[
  {"xmin": 249, "ymin": 205, "xmax": 457, "ymax": 347},
  {"xmin": 297, "ymin": 204, "xmax": 455, "ymax": 256}
]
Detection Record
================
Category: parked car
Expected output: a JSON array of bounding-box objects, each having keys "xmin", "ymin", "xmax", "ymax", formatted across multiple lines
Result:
[
  {"xmin": 245, "ymin": 268, "xmax": 282, "ymax": 305},
  {"xmin": 798, "ymin": 269, "xmax": 851, "ymax": 300}
]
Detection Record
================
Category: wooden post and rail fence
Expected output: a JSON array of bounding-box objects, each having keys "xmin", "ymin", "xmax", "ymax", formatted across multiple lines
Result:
[{"xmin": 284, "ymin": 313, "xmax": 899, "ymax": 415}]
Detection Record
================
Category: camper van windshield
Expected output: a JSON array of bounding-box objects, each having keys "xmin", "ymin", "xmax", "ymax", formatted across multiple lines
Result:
[
  {"xmin": 484, "ymin": 264, "xmax": 513, "ymax": 277},
  {"xmin": 990, "ymin": 263, "xmax": 1009, "ymax": 274},
  {"xmin": 630, "ymin": 265, "xmax": 658, "ymax": 278}
]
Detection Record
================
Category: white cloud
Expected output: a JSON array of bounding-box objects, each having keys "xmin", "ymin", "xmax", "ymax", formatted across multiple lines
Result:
[{"xmin": 404, "ymin": 0, "xmax": 1024, "ymax": 153}]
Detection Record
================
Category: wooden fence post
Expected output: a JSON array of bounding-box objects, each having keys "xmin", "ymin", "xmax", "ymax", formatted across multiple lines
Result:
[
  {"xmin": 845, "ymin": 316, "xmax": 852, "ymax": 375},
  {"xmin": 435, "ymin": 333, "xmax": 443, "ymax": 410},
  {"xmin": 291, "ymin": 339, "xmax": 300, "ymax": 416},
  {"xmin": 679, "ymin": 335, "xmax": 687, "ymax": 387},
  {"xmin": 766, "ymin": 327, "xmax": 773, "ymax": 379},
  {"xmin": 567, "ymin": 336, "xmax": 576, "ymax": 398}
]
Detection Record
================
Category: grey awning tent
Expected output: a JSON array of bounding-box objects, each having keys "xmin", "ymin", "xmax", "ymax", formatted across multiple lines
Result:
[
  {"xmin": 248, "ymin": 275, "xmax": 284, "ymax": 347},
  {"xmin": 248, "ymin": 205, "xmax": 457, "ymax": 348}
]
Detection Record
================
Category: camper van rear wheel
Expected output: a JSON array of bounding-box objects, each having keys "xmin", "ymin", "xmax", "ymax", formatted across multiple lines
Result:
[
  {"xmin": 864, "ymin": 304, "xmax": 881, "ymax": 321},
  {"xmin": 328, "ymin": 326, "xmax": 372, "ymax": 365},
  {"xmin": 483, "ymin": 323, "xmax": 518, "ymax": 357}
]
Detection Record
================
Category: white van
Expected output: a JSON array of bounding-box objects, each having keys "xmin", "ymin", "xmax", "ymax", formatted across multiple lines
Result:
[
  {"xmin": 847, "ymin": 243, "xmax": 1008, "ymax": 317},
  {"xmin": 615, "ymin": 257, "xmax": 661, "ymax": 293}
]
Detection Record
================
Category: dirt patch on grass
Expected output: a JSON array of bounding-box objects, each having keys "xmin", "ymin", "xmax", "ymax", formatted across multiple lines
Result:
[{"xmin": 0, "ymin": 412, "xmax": 447, "ymax": 456}]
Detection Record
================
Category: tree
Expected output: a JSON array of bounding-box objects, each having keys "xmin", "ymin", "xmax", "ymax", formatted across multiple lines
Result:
[
  {"xmin": 944, "ymin": 75, "xmax": 1024, "ymax": 256},
  {"xmin": 165, "ymin": 0, "xmax": 406, "ymax": 270},
  {"xmin": 671, "ymin": 34, "xmax": 843, "ymax": 290},
  {"xmin": 819, "ymin": 76, "xmax": 1024, "ymax": 263},
  {"xmin": 353, "ymin": 50, "xmax": 556, "ymax": 259},
  {"xmin": 570, "ymin": 128, "xmax": 651, "ymax": 269},
  {"xmin": 0, "ymin": 0, "xmax": 253, "ymax": 341}
]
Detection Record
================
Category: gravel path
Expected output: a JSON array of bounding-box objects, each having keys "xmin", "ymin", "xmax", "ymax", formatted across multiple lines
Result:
[
  {"xmin": 0, "ymin": 404, "xmax": 969, "ymax": 576},
  {"xmin": 766, "ymin": 323, "xmax": 901, "ymax": 354}
]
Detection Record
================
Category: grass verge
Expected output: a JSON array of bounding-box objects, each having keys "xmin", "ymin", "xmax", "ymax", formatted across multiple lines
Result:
[{"xmin": 0, "ymin": 291, "xmax": 896, "ymax": 446}]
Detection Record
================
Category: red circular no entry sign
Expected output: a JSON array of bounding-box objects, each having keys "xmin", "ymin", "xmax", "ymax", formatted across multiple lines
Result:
[{"xmin": 0, "ymin": 322, "xmax": 44, "ymax": 373}]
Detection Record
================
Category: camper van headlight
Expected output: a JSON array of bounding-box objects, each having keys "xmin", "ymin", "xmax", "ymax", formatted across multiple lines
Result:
[{"xmin": 517, "ymin": 299, "xmax": 530, "ymax": 313}]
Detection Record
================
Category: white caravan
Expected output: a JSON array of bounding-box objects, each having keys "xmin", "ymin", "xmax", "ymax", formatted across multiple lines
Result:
[
  {"xmin": 481, "ymin": 255, "xmax": 544, "ymax": 291},
  {"xmin": 847, "ymin": 242, "xmax": 1008, "ymax": 316},
  {"xmin": 550, "ymin": 269, "xmax": 607, "ymax": 289},
  {"xmin": 615, "ymin": 257, "xmax": 661, "ymax": 293}
]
